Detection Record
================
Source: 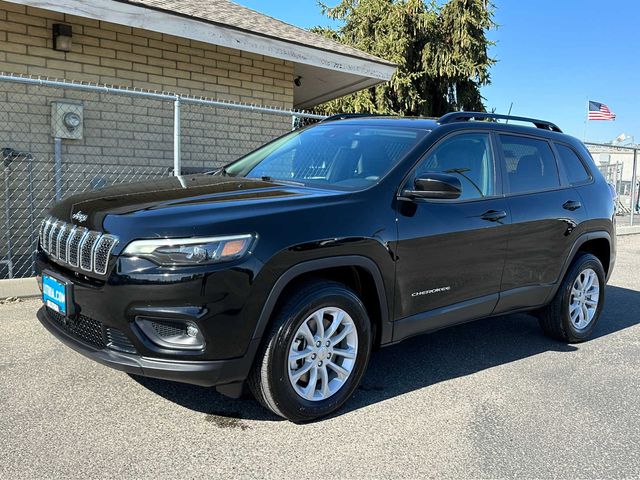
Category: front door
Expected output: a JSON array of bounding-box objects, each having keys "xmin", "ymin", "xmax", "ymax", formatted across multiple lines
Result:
[{"xmin": 394, "ymin": 131, "xmax": 510, "ymax": 332}]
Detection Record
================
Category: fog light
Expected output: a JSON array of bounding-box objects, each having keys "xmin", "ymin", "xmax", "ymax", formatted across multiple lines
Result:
[
  {"xmin": 186, "ymin": 324, "xmax": 199, "ymax": 338},
  {"xmin": 134, "ymin": 317, "xmax": 205, "ymax": 351}
]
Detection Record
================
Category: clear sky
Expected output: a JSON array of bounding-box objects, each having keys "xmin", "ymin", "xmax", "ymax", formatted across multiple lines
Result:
[{"xmin": 239, "ymin": 0, "xmax": 638, "ymax": 143}]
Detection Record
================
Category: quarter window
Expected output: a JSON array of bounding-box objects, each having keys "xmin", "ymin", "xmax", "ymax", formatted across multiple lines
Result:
[
  {"xmin": 499, "ymin": 135, "xmax": 560, "ymax": 194},
  {"xmin": 555, "ymin": 143, "xmax": 591, "ymax": 185},
  {"xmin": 413, "ymin": 132, "xmax": 495, "ymax": 200}
]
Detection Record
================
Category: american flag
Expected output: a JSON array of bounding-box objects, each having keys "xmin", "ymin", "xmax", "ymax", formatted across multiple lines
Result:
[{"xmin": 588, "ymin": 101, "xmax": 616, "ymax": 121}]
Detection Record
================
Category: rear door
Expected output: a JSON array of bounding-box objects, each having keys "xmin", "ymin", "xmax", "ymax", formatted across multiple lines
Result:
[{"xmin": 494, "ymin": 133, "xmax": 586, "ymax": 313}]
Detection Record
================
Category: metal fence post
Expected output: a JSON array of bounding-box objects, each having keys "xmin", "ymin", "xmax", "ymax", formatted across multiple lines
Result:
[
  {"xmin": 3, "ymin": 154, "xmax": 13, "ymax": 278},
  {"xmin": 54, "ymin": 137, "xmax": 62, "ymax": 201},
  {"xmin": 28, "ymin": 154, "xmax": 35, "ymax": 275},
  {"xmin": 173, "ymin": 97, "xmax": 181, "ymax": 176},
  {"xmin": 631, "ymin": 149, "xmax": 638, "ymax": 226}
]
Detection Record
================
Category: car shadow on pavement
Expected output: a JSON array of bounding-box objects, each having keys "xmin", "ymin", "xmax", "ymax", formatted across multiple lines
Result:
[
  {"xmin": 130, "ymin": 375, "xmax": 282, "ymax": 423},
  {"xmin": 131, "ymin": 285, "xmax": 640, "ymax": 423}
]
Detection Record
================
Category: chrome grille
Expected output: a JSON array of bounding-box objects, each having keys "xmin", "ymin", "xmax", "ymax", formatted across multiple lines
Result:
[{"xmin": 39, "ymin": 216, "xmax": 118, "ymax": 277}]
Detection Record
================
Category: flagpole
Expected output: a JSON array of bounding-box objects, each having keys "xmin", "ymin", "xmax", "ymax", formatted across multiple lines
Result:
[{"xmin": 583, "ymin": 98, "xmax": 588, "ymax": 141}]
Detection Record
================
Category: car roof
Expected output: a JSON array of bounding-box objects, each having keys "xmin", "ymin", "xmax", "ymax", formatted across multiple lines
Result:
[
  {"xmin": 320, "ymin": 116, "xmax": 439, "ymax": 130},
  {"xmin": 320, "ymin": 115, "xmax": 580, "ymax": 145}
]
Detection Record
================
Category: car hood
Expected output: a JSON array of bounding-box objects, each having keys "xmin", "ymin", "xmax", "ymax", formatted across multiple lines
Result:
[{"xmin": 49, "ymin": 175, "xmax": 348, "ymax": 235}]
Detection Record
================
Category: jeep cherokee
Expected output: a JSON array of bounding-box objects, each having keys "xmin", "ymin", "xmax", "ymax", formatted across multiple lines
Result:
[{"xmin": 36, "ymin": 112, "xmax": 615, "ymax": 422}]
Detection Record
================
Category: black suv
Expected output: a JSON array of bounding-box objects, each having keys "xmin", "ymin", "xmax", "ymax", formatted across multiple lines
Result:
[{"xmin": 36, "ymin": 112, "xmax": 615, "ymax": 422}]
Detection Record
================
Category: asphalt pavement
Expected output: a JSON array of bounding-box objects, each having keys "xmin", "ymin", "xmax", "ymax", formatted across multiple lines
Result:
[{"xmin": 1, "ymin": 237, "xmax": 639, "ymax": 479}]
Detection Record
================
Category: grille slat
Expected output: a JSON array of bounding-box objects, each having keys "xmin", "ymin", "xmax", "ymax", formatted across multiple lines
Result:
[
  {"xmin": 61, "ymin": 226, "xmax": 76, "ymax": 264},
  {"xmin": 94, "ymin": 235, "xmax": 118, "ymax": 275},
  {"xmin": 39, "ymin": 217, "xmax": 52, "ymax": 253},
  {"xmin": 69, "ymin": 228, "xmax": 88, "ymax": 267},
  {"xmin": 106, "ymin": 328, "xmax": 138, "ymax": 354},
  {"xmin": 48, "ymin": 221, "xmax": 60, "ymax": 256},
  {"xmin": 56, "ymin": 224, "xmax": 69, "ymax": 260},
  {"xmin": 80, "ymin": 231, "xmax": 100, "ymax": 271},
  {"xmin": 38, "ymin": 218, "xmax": 118, "ymax": 277}
]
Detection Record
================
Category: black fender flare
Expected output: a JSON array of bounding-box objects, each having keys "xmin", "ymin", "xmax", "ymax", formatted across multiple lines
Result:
[
  {"xmin": 545, "ymin": 230, "xmax": 613, "ymax": 303},
  {"xmin": 251, "ymin": 255, "xmax": 392, "ymax": 344}
]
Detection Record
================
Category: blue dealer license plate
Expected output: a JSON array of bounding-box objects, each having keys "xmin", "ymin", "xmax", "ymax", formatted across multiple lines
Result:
[{"xmin": 43, "ymin": 273, "xmax": 68, "ymax": 315}]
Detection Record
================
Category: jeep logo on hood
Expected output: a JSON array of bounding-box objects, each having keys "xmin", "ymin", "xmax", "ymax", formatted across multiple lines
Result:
[{"xmin": 71, "ymin": 211, "xmax": 88, "ymax": 223}]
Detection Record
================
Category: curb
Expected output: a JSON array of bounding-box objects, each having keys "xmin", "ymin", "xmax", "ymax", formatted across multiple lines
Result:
[
  {"xmin": 0, "ymin": 278, "xmax": 40, "ymax": 300},
  {"xmin": 617, "ymin": 225, "xmax": 640, "ymax": 236}
]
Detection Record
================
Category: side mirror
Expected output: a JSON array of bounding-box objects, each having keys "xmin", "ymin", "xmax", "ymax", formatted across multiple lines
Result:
[{"xmin": 404, "ymin": 173, "xmax": 462, "ymax": 200}]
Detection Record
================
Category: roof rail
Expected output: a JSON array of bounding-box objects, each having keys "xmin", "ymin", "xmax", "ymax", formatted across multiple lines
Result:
[
  {"xmin": 321, "ymin": 113, "xmax": 383, "ymax": 122},
  {"xmin": 438, "ymin": 111, "xmax": 562, "ymax": 133}
]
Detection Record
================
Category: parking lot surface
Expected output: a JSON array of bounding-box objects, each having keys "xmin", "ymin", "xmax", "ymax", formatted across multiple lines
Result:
[{"xmin": 1, "ymin": 236, "xmax": 639, "ymax": 479}]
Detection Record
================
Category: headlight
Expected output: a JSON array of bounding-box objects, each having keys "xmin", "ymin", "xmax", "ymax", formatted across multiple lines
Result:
[{"xmin": 122, "ymin": 234, "xmax": 255, "ymax": 266}]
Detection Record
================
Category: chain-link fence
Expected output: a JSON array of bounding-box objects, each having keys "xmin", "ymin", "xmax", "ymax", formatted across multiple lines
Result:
[
  {"xmin": 585, "ymin": 142, "xmax": 639, "ymax": 226},
  {"xmin": 0, "ymin": 74, "xmax": 325, "ymax": 279}
]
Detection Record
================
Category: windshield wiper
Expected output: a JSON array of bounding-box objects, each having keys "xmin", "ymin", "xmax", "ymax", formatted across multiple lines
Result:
[
  {"xmin": 205, "ymin": 166, "xmax": 230, "ymax": 176},
  {"xmin": 260, "ymin": 176, "xmax": 305, "ymax": 186}
]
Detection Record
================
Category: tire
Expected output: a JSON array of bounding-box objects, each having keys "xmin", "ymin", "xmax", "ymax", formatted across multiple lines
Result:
[
  {"xmin": 537, "ymin": 253, "xmax": 606, "ymax": 343},
  {"xmin": 248, "ymin": 279, "xmax": 372, "ymax": 422}
]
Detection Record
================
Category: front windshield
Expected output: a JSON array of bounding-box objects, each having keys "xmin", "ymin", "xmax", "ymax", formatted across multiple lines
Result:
[{"xmin": 224, "ymin": 124, "xmax": 428, "ymax": 190}]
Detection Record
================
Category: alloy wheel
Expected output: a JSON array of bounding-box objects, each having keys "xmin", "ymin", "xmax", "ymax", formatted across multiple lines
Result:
[
  {"xmin": 287, "ymin": 307, "xmax": 359, "ymax": 401},
  {"xmin": 569, "ymin": 268, "xmax": 600, "ymax": 330}
]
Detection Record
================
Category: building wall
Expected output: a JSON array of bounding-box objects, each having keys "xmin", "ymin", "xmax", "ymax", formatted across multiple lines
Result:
[
  {"xmin": 589, "ymin": 150, "xmax": 636, "ymax": 183},
  {"xmin": 0, "ymin": 1, "xmax": 295, "ymax": 108}
]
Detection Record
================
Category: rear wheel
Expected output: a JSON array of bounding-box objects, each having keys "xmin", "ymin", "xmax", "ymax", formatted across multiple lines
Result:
[
  {"xmin": 538, "ymin": 253, "xmax": 605, "ymax": 343},
  {"xmin": 248, "ymin": 280, "xmax": 372, "ymax": 422}
]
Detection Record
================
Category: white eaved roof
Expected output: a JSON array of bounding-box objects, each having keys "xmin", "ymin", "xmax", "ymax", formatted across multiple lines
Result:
[{"xmin": 12, "ymin": 0, "xmax": 397, "ymax": 108}]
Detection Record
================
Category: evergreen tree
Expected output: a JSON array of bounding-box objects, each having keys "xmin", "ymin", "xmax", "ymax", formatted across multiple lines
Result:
[{"xmin": 314, "ymin": 0, "xmax": 496, "ymax": 116}]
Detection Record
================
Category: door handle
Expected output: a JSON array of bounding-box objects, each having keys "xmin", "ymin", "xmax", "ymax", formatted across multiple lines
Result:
[
  {"xmin": 480, "ymin": 210, "xmax": 507, "ymax": 222},
  {"xmin": 563, "ymin": 200, "xmax": 582, "ymax": 211}
]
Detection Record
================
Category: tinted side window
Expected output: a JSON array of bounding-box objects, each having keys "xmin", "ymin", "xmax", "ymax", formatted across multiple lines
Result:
[
  {"xmin": 555, "ymin": 143, "xmax": 591, "ymax": 185},
  {"xmin": 499, "ymin": 135, "xmax": 560, "ymax": 194},
  {"xmin": 413, "ymin": 132, "xmax": 495, "ymax": 200}
]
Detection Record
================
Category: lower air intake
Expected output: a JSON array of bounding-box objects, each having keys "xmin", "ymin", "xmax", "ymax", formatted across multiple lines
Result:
[
  {"xmin": 47, "ymin": 308, "xmax": 138, "ymax": 355},
  {"xmin": 47, "ymin": 308, "xmax": 105, "ymax": 349}
]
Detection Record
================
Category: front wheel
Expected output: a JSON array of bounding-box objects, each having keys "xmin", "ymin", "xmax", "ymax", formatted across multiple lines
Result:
[
  {"xmin": 248, "ymin": 280, "xmax": 372, "ymax": 422},
  {"xmin": 538, "ymin": 253, "xmax": 606, "ymax": 343}
]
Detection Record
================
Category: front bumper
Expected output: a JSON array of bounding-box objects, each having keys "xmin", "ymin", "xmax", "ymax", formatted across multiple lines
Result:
[
  {"xmin": 34, "ymin": 248, "xmax": 271, "ymax": 359},
  {"xmin": 34, "ymin": 246, "xmax": 272, "ymax": 392},
  {"xmin": 37, "ymin": 306, "xmax": 259, "ymax": 388}
]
